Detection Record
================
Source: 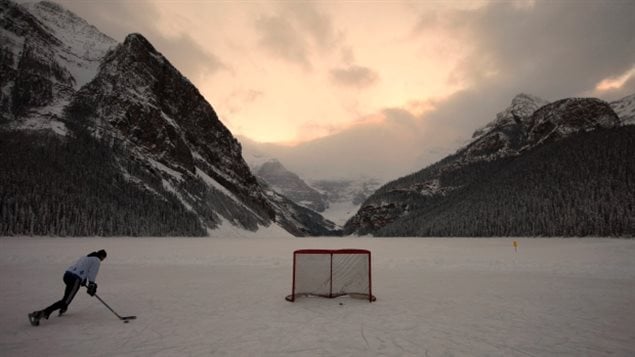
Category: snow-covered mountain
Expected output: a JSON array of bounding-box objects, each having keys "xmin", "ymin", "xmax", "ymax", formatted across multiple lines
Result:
[
  {"xmin": 465, "ymin": 93, "xmax": 550, "ymax": 162},
  {"xmin": 611, "ymin": 93, "xmax": 635, "ymax": 125},
  {"xmin": 20, "ymin": 1, "xmax": 116, "ymax": 88},
  {"xmin": 472, "ymin": 93, "xmax": 549, "ymax": 139},
  {"xmin": 345, "ymin": 94, "xmax": 632, "ymax": 237},
  {"xmin": 1, "ymin": 1, "xmax": 116, "ymax": 131},
  {"xmin": 0, "ymin": 0, "xmax": 337, "ymax": 236},
  {"xmin": 462, "ymin": 94, "xmax": 620, "ymax": 163},
  {"xmin": 255, "ymin": 159, "xmax": 328, "ymax": 213},
  {"xmin": 310, "ymin": 178, "xmax": 383, "ymax": 226},
  {"xmin": 240, "ymin": 137, "xmax": 383, "ymax": 225}
]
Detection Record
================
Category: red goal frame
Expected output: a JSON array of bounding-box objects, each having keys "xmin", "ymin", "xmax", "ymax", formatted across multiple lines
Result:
[{"xmin": 285, "ymin": 249, "xmax": 376, "ymax": 302}]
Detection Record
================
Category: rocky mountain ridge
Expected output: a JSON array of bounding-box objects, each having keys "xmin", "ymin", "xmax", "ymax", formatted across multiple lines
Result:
[
  {"xmin": 0, "ymin": 0, "xmax": 337, "ymax": 236},
  {"xmin": 345, "ymin": 94, "xmax": 632, "ymax": 236},
  {"xmin": 241, "ymin": 140, "xmax": 383, "ymax": 226},
  {"xmin": 611, "ymin": 93, "xmax": 635, "ymax": 125},
  {"xmin": 1, "ymin": 1, "xmax": 116, "ymax": 127},
  {"xmin": 255, "ymin": 159, "xmax": 328, "ymax": 213}
]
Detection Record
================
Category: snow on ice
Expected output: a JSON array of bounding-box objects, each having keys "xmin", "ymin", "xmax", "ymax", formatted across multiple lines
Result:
[{"xmin": 1, "ymin": 236, "xmax": 634, "ymax": 356}]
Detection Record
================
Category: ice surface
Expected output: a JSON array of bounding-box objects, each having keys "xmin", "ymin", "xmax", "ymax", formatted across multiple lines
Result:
[{"xmin": 1, "ymin": 237, "xmax": 634, "ymax": 356}]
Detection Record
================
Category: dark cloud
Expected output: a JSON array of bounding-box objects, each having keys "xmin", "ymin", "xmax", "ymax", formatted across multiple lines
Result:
[
  {"xmin": 255, "ymin": 14, "xmax": 311, "ymax": 68},
  {"xmin": 254, "ymin": 3, "xmax": 339, "ymax": 69},
  {"xmin": 381, "ymin": 108, "xmax": 419, "ymax": 130},
  {"xmin": 423, "ymin": 85, "xmax": 519, "ymax": 146},
  {"xmin": 330, "ymin": 65, "xmax": 379, "ymax": 88},
  {"xmin": 16, "ymin": 0, "xmax": 635, "ymax": 182},
  {"xmin": 258, "ymin": 0, "xmax": 635, "ymax": 181},
  {"xmin": 412, "ymin": 1, "xmax": 635, "ymax": 150},
  {"xmin": 259, "ymin": 119, "xmax": 425, "ymax": 181},
  {"xmin": 449, "ymin": 1, "xmax": 635, "ymax": 99},
  {"xmin": 256, "ymin": 106, "xmax": 459, "ymax": 181},
  {"xmin": 283, "ymin": 2, "xmax": 338, "ymax": 50}
]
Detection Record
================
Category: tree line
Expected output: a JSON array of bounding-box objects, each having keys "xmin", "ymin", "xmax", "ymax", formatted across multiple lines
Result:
[
  {"xmin": 376, "ymin": 127, "xmax": 634, "ymax": 237},
  {"xmin": 0, "ymin": 130, "xmax": 206, "ymax": 236}
]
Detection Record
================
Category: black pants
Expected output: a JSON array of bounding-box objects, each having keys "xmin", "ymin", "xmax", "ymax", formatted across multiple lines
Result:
[{"xmin": 43, "ymin": 272, "xmax": 82, "ymax": 316}]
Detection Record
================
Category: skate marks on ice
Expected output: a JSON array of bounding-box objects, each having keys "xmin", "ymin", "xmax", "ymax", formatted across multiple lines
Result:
[{"xmin": 0, "ymin": 237, "xmax": 634, "ymax": 356}]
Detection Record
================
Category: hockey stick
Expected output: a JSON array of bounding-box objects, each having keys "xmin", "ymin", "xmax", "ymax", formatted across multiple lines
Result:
[{"xmin": 94, "ymin": 294, "xmax": 137, "ymax": 322}]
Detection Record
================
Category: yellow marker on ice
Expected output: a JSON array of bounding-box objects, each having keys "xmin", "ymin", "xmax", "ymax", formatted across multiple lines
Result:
[{"xmin": 513, "ymin": 240, "xmax": 518, "ymax": 252}]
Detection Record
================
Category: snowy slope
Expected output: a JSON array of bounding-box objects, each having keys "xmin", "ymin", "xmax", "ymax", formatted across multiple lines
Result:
[
  {"xmin": 255, "ymin": 159, "xmax": 328, "ymax": 212},
  {"xmin": 0, "ymin": 0, "xmax": 116, "ymax": 133},
  {"xmin": 241, "ymin": 137, "xmax": 383, "ymax": 225},
  {"xmin": 21, "ymin": 1, "xmax": 116, "ymax": 88},
  {"xmin": 1, "ymin": 1, "xmax": 337, "ymax": 237},
  {"xmin": 611, "ymin": 93, "xmax": 635, "ymax": 125},
  {"xmin": 472, "ymin": 93, "xmax": 549, "ymax": 140},
  {"xmin": 346, "ymin": 94, "xmax": 627, "ymax": 236},
  {"xmin": 2, "ymin": 237, "xmax": 634, "ymax": 356},
  {"xmin": 312, "ymin": 178, "xmax": 383, "ymax": 226}
]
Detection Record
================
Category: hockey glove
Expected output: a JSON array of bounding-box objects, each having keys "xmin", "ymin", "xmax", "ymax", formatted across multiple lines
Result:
[{"xmin": 87, "ymin": 282, "xmax": 97, "ymax": 296}]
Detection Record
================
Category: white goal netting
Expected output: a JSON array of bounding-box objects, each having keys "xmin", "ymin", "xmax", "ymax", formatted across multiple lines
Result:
[{"xmin": 286, "ymin": 249, "xmax": 376, "ymax": 302}]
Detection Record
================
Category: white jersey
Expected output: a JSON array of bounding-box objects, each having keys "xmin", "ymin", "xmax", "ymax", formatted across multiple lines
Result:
[{"xmin": 66, "ymin": 256, "xmax": 101, "ymax": 284}]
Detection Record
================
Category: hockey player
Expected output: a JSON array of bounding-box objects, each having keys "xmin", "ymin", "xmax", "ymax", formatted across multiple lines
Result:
[{"xmin": 28, "ymin": 249, "xmax": 107, "ymax": 326}]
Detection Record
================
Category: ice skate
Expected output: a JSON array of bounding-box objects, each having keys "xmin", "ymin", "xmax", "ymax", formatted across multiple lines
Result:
[{"xmin": 28, "ymin": 311, "xmax": 43, "ymax": 326}]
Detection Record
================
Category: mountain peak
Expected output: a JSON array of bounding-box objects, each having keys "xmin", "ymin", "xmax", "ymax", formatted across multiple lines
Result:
[
  {"xmin": 511, "ymin": 92, "xmax": 546, "ymax": 104},
  {"xmin": 472, "ymin": 93, "xmax": 548, "ymax": 139},
  {"xmin": 510, "ymin": 93, "xmax": 549, "ymax": 116},
  {"xmin": 124, "ymin": 33, "xmax": 156, "ymax": 52},
  {"xmin": 26, "ymin": 1, "xmax": 70, "ymax": 18},
  {"xmin": 22, "ymin": 1, "xmax": 116, "ymax": 53},
  {"xmin": 1, "ymin": 0, "xmax": 339, "ymax": 237},
  {"xmin": 37, "ymin": 1, "xmax": 64, "ymax": 11},
  {"xmin": 260, "ymin": 159, "xmax": 284, "ymax": 170},
  {"xmin": 345, "ymin": 93, "xmax": 633, "ymax": 237},
  {"xmin": 256, "ymin": 159, "xmax": 329, "ymax": 213},
  {"xmin": 19, "ymin": 0, "xmax": 116, "ymax": 89},
  {"xmin": 526, "ymin": 97, "xmax": 620, "ymax": 146}
]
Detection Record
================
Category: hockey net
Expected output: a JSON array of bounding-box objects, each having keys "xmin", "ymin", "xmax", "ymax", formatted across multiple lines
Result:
[{"xmin": 285, "ymin": 249, "xmax": 376, "ymax": 302}]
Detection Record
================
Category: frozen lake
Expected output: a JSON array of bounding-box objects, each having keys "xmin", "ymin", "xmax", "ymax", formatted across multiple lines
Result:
[{"xmin": 1, "ymin": 236, "xmax": 634, "ymax": 356}]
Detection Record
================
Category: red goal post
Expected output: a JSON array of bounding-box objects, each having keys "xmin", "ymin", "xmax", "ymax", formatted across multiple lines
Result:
[{"xmin": 285, "ymin": 249, "xmax": 376, "ymax": 302}]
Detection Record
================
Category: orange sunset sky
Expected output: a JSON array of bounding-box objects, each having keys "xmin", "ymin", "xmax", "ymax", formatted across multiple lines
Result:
[{"xmin": 21, "ymin": 0, "xmax": 635, "ymax": 179}]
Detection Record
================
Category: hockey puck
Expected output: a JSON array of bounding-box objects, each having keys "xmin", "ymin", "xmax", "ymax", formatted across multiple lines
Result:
[{"xmin": 124, "ymin": 320, "xmax": 129, "ymax": 323}]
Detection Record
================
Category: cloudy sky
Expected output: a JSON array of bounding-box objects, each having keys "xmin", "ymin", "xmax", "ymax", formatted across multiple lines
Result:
[{"xmin": 31, "ymin": 0, "xmax": 635, "ymax": 180}]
